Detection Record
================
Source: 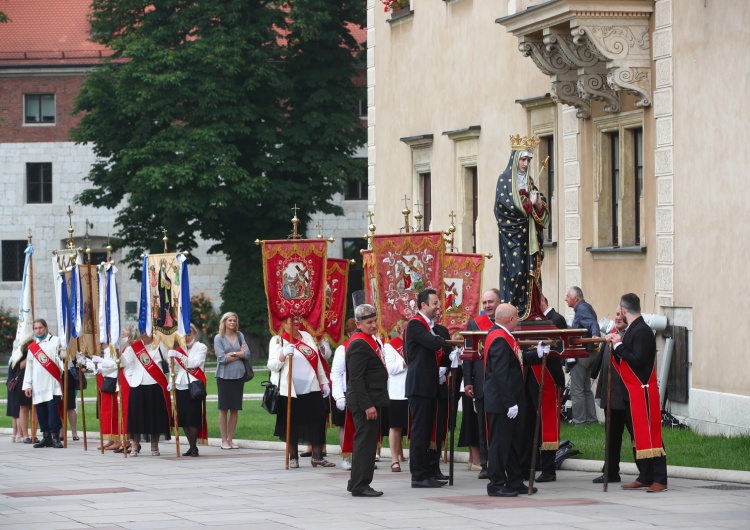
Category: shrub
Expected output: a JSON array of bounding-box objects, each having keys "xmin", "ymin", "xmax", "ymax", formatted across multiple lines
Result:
[{"xmin": 190, "ymin": 292, "xmax": 220, "ymax": 354}]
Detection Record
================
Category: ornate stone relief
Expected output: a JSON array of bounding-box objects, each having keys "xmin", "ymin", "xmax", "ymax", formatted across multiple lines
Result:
[
  {"xmin": 550, "ymin": 74, "xmax": 591, "ymax": 119},
  {"xmin": 577, "ymin": 72, "xmax": 620, "ymax": 114}
]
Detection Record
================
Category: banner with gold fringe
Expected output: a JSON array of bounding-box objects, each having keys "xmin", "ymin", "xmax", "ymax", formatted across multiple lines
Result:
[
  {"xmin": 323, "ymin": 258, "xmax": 350, "ymax": 345},
  {"xmin": 362, "ymin": 249, "xmax": 377, "ymax": 306},
  {"xmin": 261, "ymin": 239, "xmax": 328, "ymax": 336},
  {"xmin": 441, "ymin": 252, "xmax": 485, "ymax": 335},
  {"xmin": 370, "ymin": 232, "xmax": 445, "ymax": 335},
  {"xmin": 139, "ymin": 253, "xmax": 191, "ymax": 350}
]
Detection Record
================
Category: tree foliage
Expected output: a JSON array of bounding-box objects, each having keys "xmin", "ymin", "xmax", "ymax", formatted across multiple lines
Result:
[{"xmin": 72, "ymin": 0, "xmax": 366, "ymax": 338}]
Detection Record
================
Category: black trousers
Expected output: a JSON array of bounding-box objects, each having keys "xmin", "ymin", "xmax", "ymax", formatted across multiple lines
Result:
[
  {"xmin": 347, "ymin": 407, "xmax": 380, "ymax": 494},
  {"xmin": 36, "ymin": 396, "xmax": 62, "ymax": 433},
  {"xmin": 487, "ymin": 411, "xmax": 523, "ymax": 492},
  {"xmin": 601, "ymin": 407, "xmax": 630, "ymax": 476},
  {"xmin": 427, "ymin": 396, "xmax": 448, "ymax": 476},
  {"xmin": 624, "ymin": 407, "xmax": 668, "ymax": 485},
  {"xmin": 408, "ymin": 395, "xmax": 436, "ymax": 482},
  {"xmin": 475, "ymin": 398, "xmax": 488, "ymax": 466}
]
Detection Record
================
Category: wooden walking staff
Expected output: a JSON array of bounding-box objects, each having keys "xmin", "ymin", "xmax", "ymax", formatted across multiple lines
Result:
[
  {"xmin": 162, "ymin": 229, "xmax": 182, "ymax": 457},
  {"xmin": 73, "ymin": 336, "xmax": 89, "ymax": 450},
  {"xmin": 284, "ymin": 337, "xmax": 294, "ymax": 470},
  {"xmin": 28, "ymin": 230, "xmax": 39, "ymax": 443},
  {"xmin": 115, "ymin": 347, "xmax": 127, "ymax": 459}
]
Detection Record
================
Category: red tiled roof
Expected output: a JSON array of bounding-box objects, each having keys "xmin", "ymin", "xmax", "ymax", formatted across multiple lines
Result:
[{"xmin": 0, "ymin": 0, "xmax": 112, "ymax": 66}]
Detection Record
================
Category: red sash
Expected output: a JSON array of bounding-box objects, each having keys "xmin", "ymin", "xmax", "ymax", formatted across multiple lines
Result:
[
  {"xmin": 483, "ymin": 327, "xmax": 523, "ymax": 374},
  {"xmin": 531, "ymin": 365, "xmax": 561, "ymax": 450},
  {"xmin": 389, "ymin": 336, "xmax": 404, "ymax": 360},
  {"xmin": 173, "ymin": 346, "xmax": 209, "ymax": 444},
  {"xmin": 28, "ymin": 341, "xmax": 63, "ymax": 388},
  {"xmin": 281, "ymin": 332, "xmax": 320, "ymax": 375},
  {"xmin": 349, "ymin": 332, "xmax": 386, "ymax": 367},
  {"xmin": 131, "ymin": 340, "xmax": 173, "ymax": 424},
  {"xmin": 474, "ymin": 313, "xmax": 493, "ymax": 331},
  {"xmin": 612, "ymin": 359, "xmax": 665, "ymax": 460},
  {"xmin": 409, "ymin": 314, "xmax": 445, "ymax": 366}
]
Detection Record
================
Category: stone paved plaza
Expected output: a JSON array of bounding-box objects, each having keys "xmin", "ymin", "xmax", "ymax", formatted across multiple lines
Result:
[{"xmin": 2, "ymin": 435, "xmax": 750, "ymax": 529}]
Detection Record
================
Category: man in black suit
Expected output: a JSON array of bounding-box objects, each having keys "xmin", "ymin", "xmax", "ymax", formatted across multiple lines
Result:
[
  {"xmin": 520, "ymin": 296, "xmax": 566, "ymax": 483},
  {"xmin": 605, "ymin": 293, "xmax": 668, "ymax": 493},
  {"xmin": 405, "ymin": 288, "xmax": 447, "ymax": 488},
  {"xmin": 346, "ymin": 304, "xmax": 391, "ymax": 497},
  {"xmin": 592, "ymin": 307, "xmax": 628, "ymax": 483},
  {"xmin": 484, "ymin": 304, "xmax": 533, "ymax": 497},
  {"xmin": 462, "ymin": 288, "xmax": 500, "ymax": 479}
]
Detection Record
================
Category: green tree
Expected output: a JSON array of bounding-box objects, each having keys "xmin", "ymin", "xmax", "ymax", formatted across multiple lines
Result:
[{"xmin": 72, "ymin": 1, "xmax": 366, "ymax": 340}]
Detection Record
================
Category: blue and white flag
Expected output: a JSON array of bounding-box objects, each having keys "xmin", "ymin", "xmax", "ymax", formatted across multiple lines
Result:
[
  {"xmin": 98, "ymin": 263, "xmax": 121, "ymax": 346},
  {"xmin": 10, "ymin": 244, "xmax": 34, "ymax": 368},
  {"xmin": 140, "ymin": 252, "xmax": 190, "ymax": 349}
]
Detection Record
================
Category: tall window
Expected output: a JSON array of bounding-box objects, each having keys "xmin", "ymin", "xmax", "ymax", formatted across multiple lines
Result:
[
  {"xmin": 634, "ymin": 128, "xmax": 643, "ymax": 245},
  {"xmin": 24, "ymin": 94, "xmax": 55, "ymax": 124},
  {"xmin": 544, "ymin": 136, "xmax": 555, "ymax": 242},
  {"xmin": 610, "ymin": 133, "xmax": 620, "ymax": 246},
  {"xmin": 421, "ymin": 173, "xmax": 431, "ymax": 231},
  {"xmin": 2, "ymin": 241, "xmax": 26, "ymax": 282},
  {"xmin": 345, "ymin": 159, "xmax": 367, "ymax": 200},
  {"xmin": 471, "ymin": 167, "xmax": 478, "ymax": 252},
  {"xmin": 26, "ymin": 163, "xmax": 53, "ymax": 204}
]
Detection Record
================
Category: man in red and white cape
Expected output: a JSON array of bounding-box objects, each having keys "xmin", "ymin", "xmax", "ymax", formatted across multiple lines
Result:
[{"xmin": 22, "ymin": 319, "xmax": 64, "ymax": 448}]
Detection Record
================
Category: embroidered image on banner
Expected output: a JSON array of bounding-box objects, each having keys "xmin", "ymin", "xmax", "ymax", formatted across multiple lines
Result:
[
  {"xmin": 371, "ymin": 232, "xmax": 445, "ymax": 335},
  {"xmin": 441, "ymin": 252, "xmax": 485, "ymax": 335},
  {"xmin": 66, "ymin": 264, "xmax": 100, "ymax": 358},
  {"xmin": 362, "ymin": 250, "xmax": 378, "ymax": 308},
  {"xmin": 261, "ymin": 239, "xmax": 328, "ymax": 336},
  {"xmin": 324, "ymin": 258, "xmax": 351, "ymax": 346},
  {"xmin": 139, "ymin": 252, "xmax": 191, "ymax": 350}
]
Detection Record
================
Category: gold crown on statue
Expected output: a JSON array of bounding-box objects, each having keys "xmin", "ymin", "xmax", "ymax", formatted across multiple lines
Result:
[{"xmin": 510, "ymin": 134, "xmax": 541, "ymax": 152}]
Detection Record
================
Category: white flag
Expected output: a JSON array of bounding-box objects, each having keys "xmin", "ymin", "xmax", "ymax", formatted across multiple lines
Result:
[{"xmin": 10, "ymin": 245, "xmax": 34, "ymax": 368}]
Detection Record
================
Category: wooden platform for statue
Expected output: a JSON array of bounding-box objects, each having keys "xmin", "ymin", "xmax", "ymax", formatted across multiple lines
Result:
[{"xmin": 456, "ymin": 320, "xmax": 595, "ymax": 361}]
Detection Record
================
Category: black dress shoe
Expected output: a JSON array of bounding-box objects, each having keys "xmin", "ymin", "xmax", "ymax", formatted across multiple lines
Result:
[
  {"xmin": 352, "ymin": 487, "xmax": 383, "ymax": 497},
  {"xmin": 514, "ymin": 484, "xmax": 537, "ymax": 494},
  {"xmin": 478, "ymin": 468, "xmax": 489, "ymax": 480},
  {"xmin": 433, "ymin": 472, "xmax": 449, "ymax": 481},
  {"xmin": 488, "ymin": 487, "xmax": 518, "ymax": 497},
  {"xmin": 593, "ymin": 474, "xmax": 621, "ymax": 484},
  {"xmin": 300, "ymin": 451, "xmax": 312, "ymax": 457},
  {"xmin": 536, "ymin": 473, "xmax": 556, "ymax": 483},
  {"xmin": 411, "ymin": 478, "xmax": 445, "ymax": 488}
]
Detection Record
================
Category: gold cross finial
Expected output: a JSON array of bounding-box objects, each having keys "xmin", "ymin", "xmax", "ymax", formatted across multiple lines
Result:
[
  {"xmin": 449, "ymin": 210, "xmax": 456, "ymax": 225},
  {"xmin": 27, "ymin": 228, "xmax": 33, "ymax": 244},
  {"xmin": 162, "ymin": 228, "xmax": 168, "ymax": 253},
  {"xmin": 291, "ymin": 204, "xmax": 300, "ymax": 218},
  {"xmin": 66, "ymin": 205, "xmax": 75, "ymax": 250},
  {"xmin": 402, "ymin": 195, "xmax": 410, "ymax": 210},
  {"xmin": 316, "ymin": 221, "xmax": 323, "ymax": 239},
  {"xmin": 367, "ymin": 210, "xmax": 375, "ymax": 225}
]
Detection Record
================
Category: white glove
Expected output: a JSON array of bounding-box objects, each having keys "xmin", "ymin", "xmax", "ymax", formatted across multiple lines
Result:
[
  {"xmin": 595, "ymin": 398, "xmax": 602, "ymax": 409},
  {"xmin": 75, "ymin": 352, "xmax": 85, "ymax": 364},
  {"xmin": 336, "ymin": 397, "xmax": 346, "ymax": 411},
  {"xmin": 438, "ymin": 367, "xmax": 447, "ymax": 385},
  {"xmin": 449, "ymin": 347, "xmax": 461, "ymax": 369},
  {"xmin": 167, "ymin": 383, "xmax": 173, "ymax": 392},
  {"xmin": 85, "ymin": 359, "xmax": 95, "ymax": 372},
  {"xmin": 168, "ymin": 350, "xmax": 186, "ymax": 361},
  {"xmin": 537, "ymin": 341, "xmax": 551, "ymax": 358},
  {"xmin": 91, "ymin": 355, "xmax": 103, "ymax": 364},
  {"xmin": 319, "ymin": 341, "xmax": 332, "ymax": 360},
  {"xmin": 321, "ymin": 383, "xmax": 330, "ymax": 398},
  {"xmin": 283, "ymin": 344, "xmax": 295, "ymax": 356},
  {"xmin": 507, "ymin": 404, "xmax": 519, "ymax": 419}
]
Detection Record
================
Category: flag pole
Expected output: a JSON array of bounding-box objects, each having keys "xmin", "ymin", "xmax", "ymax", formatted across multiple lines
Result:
[{"xmin": 28, "ymin": 230, "xmax": 39, "ymax": 444}]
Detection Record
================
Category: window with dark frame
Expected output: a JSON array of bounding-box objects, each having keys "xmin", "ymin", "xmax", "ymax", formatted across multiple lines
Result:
[
  {"xmin": 610, "ymin": 133, "xmax": 620, "ymax": 246},
  {"xmin": 343, "ymin": 237, "xmax": 368, "ymax": 317},
  {"xmin": 345, "ymin": 159, "xmax": 368, "ymax": 200},
  {"xmin": 351, "ymin": 87, "xmax": 367, "ymax": 119},
  {"xmin": 26, "ymin": 163, "xmax": 53, "ymax": 204},
  {"xmin": 421, "ymin": 172, "xmax": 432, "ymax": 231},
  {"xmin": 24, "ymin": 94, "xmax": 55, "ymax": 124},
  {"xmin": 471, "ymin": 167, "xmax": 478, "ymax": 253},
  {"xmin": 545, "ymin": 136, "xmax": 555, "ymax": 242},
  {"xmin": 2, "ymin": 240, "xmax": 27, "ymax": 282},
  {"xmin": 634, "ymin": 128, "xmax": 644, "ymax": 246}
]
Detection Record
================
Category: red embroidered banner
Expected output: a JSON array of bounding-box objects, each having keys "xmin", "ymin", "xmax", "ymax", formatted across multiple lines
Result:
[
  {"xmin": 441, "ymin": 252, "xmax": 485, "ymax": 335},
  {"xmin": 370, "ymin": 232, "xmax": 445, "ymax": 336},
  {"xmin": 261, "ymin": 239, "xmax": 328, "ymax": 336},
  {"xmin": 362, "ymin": 250, "xmax": 377, "ymax": 306},
  {"xmin": 323, "ymin": 258, "xmax": 350, "ymax": 345}
]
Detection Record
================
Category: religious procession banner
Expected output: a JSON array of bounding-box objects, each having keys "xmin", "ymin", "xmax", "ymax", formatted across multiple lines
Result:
[
  {"xmin": 98, "ymin": 262, "xmax": 120, "ymax": 348},
  {"xmin": 139, "ymin": 253, "xmax": 191, "ymax": 350},
  {"xmin": 441, "ymin": 252, "xmax": 485, "ymax": 335},
  {"xmin": 10, "ymin": 243, "xmax": 33, "ymax": 368},
  {"xmin": 362, "ymin": 250, "xmax": 377, "ymax": 307},
  {"xmin": 370, "ymin": 232, "xmax": 446, "ymax": 336},
  {"xmin": 52, "ymin": 251, "xmax": 84, "ymax": 351},
  {"xmin": 323, "ymin": 258, "xmax": 351, "ymax": 346},
  {"xmin": 260, "ymin": 239, "xmax": 328, "ymax": 336},
  {"xmin": 65, "ymin": 264, "xmax": 101, "ymax": 358}
]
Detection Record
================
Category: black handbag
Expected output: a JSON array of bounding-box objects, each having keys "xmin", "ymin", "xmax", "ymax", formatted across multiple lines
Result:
[
  {"xmin": 189, "ymin": 379, "xmax": 207, "ymax": 400},
  {"xmin": 101, "ymin": 376, "xmax": 117, "ymax": 394},
  {"xmin": 69, "ymin": 366, "xmax": 88, "ymax": 390},
  {"xmin": 238, "ymin": 334, "xmax": 255, "ymax": 383},
  {"xmin": 7, "ymin": 375, "xmax": 19, "ymax": 392},
  {"xmin": 261, "ymin": 380, "xmax": 280, "ymax": 414}
]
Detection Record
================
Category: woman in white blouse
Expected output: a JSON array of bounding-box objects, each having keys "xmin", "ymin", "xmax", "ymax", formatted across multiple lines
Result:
[
  {"xmin": 169, "ymin": 324, "xmax": 207, "ymax": 457},
  {"xmin": 267, "ymin": 317, "xmax": 332, "ymax": 469}
]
